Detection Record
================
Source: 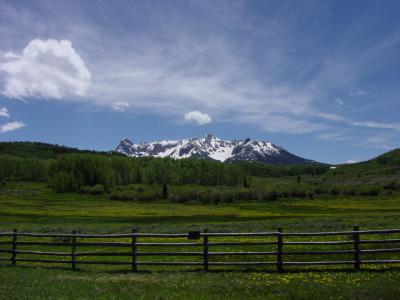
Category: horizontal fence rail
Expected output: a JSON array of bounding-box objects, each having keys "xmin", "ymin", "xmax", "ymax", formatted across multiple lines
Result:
[{"xmin": 1, "ymin": 226, "xmax": 400, "ymax": 272}]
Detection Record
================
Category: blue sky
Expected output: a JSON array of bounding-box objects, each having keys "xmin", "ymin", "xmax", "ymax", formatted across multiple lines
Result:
[{"xmin": 0, "ymin": 0, "xmax": 399, "ymax": 164}]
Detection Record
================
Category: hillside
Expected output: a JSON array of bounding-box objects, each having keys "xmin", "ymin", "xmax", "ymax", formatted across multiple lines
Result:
[{"xmin": 0, "ymin": 141, "xmax": 114, "ymax": 159}]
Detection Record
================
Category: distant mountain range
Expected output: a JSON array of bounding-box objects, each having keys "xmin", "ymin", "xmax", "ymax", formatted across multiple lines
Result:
[{"xmin": 116, "ymin": 134, "xmax": 313, "ymax": 165}]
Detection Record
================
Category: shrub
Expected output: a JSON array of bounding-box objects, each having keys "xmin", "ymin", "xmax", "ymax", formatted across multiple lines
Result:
[
  {"xmin": 221, "ymin": 191, "xmax": 236, "ymax": 203},
  {"xmin": 110, "ymin": 191, "xmax": 135, "ymax": 201},
  {"xmin": 329, "ymin": 187, "xmax": 340, "ymax": 196},
  {"xmin": 359, "ymin": 186, "xmax": 381, "ymax": 196},
  {"xmin": 342, "ymin": 189, "xmax": 356, "ymax": 196},
  {"xmin": 291, "ymin": 189, "xmax": 306, "ymax": 198},
  {"xmin": 210, "ymin": 191, "xmax": 221, "ymax": 205},
  {"xmin": 314, "ymin": 187, "xmax": 326, "ymax": 195},
  {"xmin": 384, "ymin": 181, "xmax": 399, "ymax": 191},
  {"xmin": 80, "ymin": 184, "xmax": 105, "ymax": 195},
  {"xmin": 268, "ymin": 190, "xmax": 280, "ymax": 201}
]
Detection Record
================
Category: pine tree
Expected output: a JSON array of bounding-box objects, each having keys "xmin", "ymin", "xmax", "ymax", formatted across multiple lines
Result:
[{"xmin": 162, "ymin": 184, "xmax": 168, "ymax": 199}]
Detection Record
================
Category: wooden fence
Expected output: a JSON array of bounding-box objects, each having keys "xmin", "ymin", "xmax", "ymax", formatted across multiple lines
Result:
[{"xmin": 1, "ymin": 226, "xmax": 400, "ymax": 271}]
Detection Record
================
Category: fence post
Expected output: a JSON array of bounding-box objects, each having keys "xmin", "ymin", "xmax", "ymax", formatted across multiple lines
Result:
[
  {"xmin": 203, "ymin": 228, "xmax": 208, "ymax": 271},
  {"xmin": 11, "ymin": 228, "xmax": 17, "ymax": 266},
  {"xmin": 71, "ymin": 230, "xmax": 76, "ymax": 270},
  {"xmin": 277, "ymin": 227, "xmax": 283, "ymax": 272},
  {"xmin": 131, "ymin": 227, "xmax": 137, "ymax": 272},
  {"xmin": 353, "ymin": 225, "xmax": 360, "ymax": 271}
]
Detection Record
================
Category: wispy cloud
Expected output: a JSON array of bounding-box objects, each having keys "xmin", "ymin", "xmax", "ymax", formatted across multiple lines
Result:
[
  {"xmin": 0, "ymin": 121, "xmax": 25, "ymax": 133},
  {"xmin": 313, "ymin": 112, "xmax": 400, "ymax": 132},
  {"xmin": 335, "ymin": 97, "xmax": 344, "ymax": 105},
  {"xmin": 349, "ymin": 90, "xmax": 365, "ymax": 96}
]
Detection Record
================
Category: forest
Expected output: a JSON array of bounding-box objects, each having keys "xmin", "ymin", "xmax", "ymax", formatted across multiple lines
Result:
[{"xmin": 1, "ymin": 142, "xmax": 399, "ymax": 203}]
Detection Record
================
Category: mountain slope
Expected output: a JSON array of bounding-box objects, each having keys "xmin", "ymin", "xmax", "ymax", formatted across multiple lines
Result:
[
  {"xmin": 0, "ymin": 141, "xmax": 114, "ymax": 159},
  {"xmin": 116, "ymin": 134, "xmax": 312, "ymax": 165}
]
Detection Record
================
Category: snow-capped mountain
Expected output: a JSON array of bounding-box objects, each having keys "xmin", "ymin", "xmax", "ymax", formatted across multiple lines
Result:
[{"xmin": 115, "ymin": 134, "xmax": 312, "ymax": 165}]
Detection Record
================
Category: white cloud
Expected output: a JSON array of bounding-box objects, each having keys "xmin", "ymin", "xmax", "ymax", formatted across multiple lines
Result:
[
  {"xmin": 0, "ymin": 107, "xmax": 9, "ymax": 117},
  {"xmin": 184, "ymin": 111, "xmax": 212, "ymax": 125},
  {"xmin": 111, "ymin": 101, "xmax": 130, "ymax": 112},
  {"xmin": 346, "ymin": 159, "xmax": 359, "ymax": 164},
  {"xmin": 0, "ymin": 39, "xmax": 90, "ymax": 99},
  {"xmin": 0, "ymin": 121, "xmax": 25, "ymax": 133}
]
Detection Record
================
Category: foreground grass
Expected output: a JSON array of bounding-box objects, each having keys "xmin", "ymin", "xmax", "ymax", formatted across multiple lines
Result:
[
  {"xmin": 1, "ymin": 182, "xmax": 400, "ymax": 299},
  {"xmin": 1, "ymin": 266, "xmax": 400, "ymax": 299}
]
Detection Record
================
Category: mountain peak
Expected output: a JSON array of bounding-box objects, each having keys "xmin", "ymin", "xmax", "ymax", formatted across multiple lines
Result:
[
  {"xmin": 121, "ymin": 138, "xmax": 133, "ymax": 144},
  {"xmin": 115, "ymin": 134, "xmax": 312, "ymax": 165}
]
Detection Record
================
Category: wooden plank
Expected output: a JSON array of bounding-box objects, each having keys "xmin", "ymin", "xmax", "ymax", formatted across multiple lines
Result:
[
  {"xmin": 15, "ymin": 258, "xmax": 70, "ymax": 264},
  {"xmin": 7, "ymin": 250, "xmax": 70, "ymax": 256},
  {"xmin": 17, "ymin": 241, "xmax": 72, "ymax": 247},
  {"xmin": 203, "ymin": 228, "xmax": 208, "ymax": 271},
  {"xmin": 361, "ymin": 259, "xmax": 400, "ymax": 264},
  {"xmin": 0, "ymin": 233, "xmax": 13, "ymax": 236},
  {"xmin": 137, "ymin": 252, "xmax": 203, "ymax": 256},
  {"xmin": 135, "ymin": 233, "xmax": 188, "ymax": 238},
  {"xmin": 283, "ymin": 228, "xmax": 400, "ymax": 236},
  {"xmin": 137, "ymin": 262, "xmax": 203, "ymax": 266},
  {"xmin": 360, "ymin": 239, "xmax": 400, "ymax": 244},
  {"xmin": 353, "ymin": 225, "xmax": 361, "ymax": 271},
  {"xmin": 137, "ymin": 242, "xmax": 201, "ymax": 247},
  {"xmin": 131, "ymin": 227, "xmax": 137, "ymax": 272},
  {"xmin": 208, "ymin": 251, "xmax": 277, "ymax": 256},
  {"xmin": 283, "ymin": 261, "xmax": 353, "ymax": 265},
  {"xmin": 11, "ymin": 229, "xmax": 17, "ymax": 266},
  {"xmin": 208, "ymin": 241, "xmax": 276, "ymax": 246},
  {"xmin": 77, "ymin": 261, "xmax": 134, "ymax": 265},
  {"xmin": 13, "ymin": 233, "xmax": 132, "ymax": 238},
  {"xmin": 204, "ymin": 232, "xmax": 278, "ymax": 237},
  {"xmin": 209, "ymin": 262, "xmax": 276, "ymax": 266},
  {"xmin": 71, "ymin": 230, "xmax": 76, "ymax": 270},
  {"xmin": 361, "ymin": 248, "xmax": 400, "ymax": 254},
  {"xmin": 75, "ymin": 252, "xmax": 131, "ymax": 257},
  {"xmin": 282, "ymin": 250, "xmax": 355, "ymax": 255},
  {"xmin": 284, "ymin": 241, "xmax": 354, "ymax": 245},
  {"xmin": 277, "ymin": 227, "xmax": 283, "ymax": 272},
  {"xmin": 77, "ymin": 242, "xmax": 131, "ymax": 247}
]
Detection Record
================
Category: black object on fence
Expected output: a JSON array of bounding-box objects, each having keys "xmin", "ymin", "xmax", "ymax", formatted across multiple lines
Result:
[{"xmin": 1, "ymin": 226, "xmax": 400, "ymax": 272}]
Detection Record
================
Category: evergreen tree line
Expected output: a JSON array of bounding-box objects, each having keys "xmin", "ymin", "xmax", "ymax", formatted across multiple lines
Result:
[
  {"xmin": 48, "ymin": 154, "xmax": 245, "ymax": 192},
  {"xmin": 0, "ymin": 155, "xmax": 49, "ymax": 182}
]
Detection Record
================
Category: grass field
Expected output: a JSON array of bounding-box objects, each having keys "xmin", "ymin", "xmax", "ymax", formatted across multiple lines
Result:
[{"xmin": 1, "ymin": 182, "xmax": 400, "ymax": 299}]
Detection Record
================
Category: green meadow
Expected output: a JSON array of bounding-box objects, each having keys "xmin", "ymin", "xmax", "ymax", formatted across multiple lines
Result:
[{"xmin": 1, "ymin": 182, "xmax": 400, "ymax": 299}]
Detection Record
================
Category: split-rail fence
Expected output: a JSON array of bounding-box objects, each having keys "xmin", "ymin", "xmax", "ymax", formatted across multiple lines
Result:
[{"xmin": 1, "ymin": 226, "xmax": 400, "ymax": 272}]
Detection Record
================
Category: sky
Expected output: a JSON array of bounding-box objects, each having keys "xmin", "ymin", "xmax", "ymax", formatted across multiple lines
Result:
[{"xmin": 0, "ymin": 0, "xmax": 399, "ymax": 164}]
